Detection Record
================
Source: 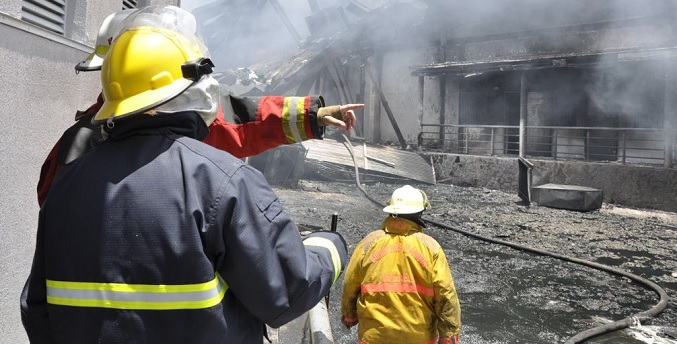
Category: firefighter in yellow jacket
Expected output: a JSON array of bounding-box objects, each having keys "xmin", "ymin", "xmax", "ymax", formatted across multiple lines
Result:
[{"xmin": 340, "ymin": 185, "xmax": 462, "ymax": 344}]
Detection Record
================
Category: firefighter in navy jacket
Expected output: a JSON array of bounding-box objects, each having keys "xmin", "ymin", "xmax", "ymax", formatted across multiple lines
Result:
[{"xmin": 21, "ymin": 6, "xmax": 347, "ymax": 343}]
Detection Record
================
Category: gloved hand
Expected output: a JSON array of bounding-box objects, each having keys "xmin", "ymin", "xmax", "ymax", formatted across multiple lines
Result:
[
  {"xmin": 317, "ymin": 104, "xmax": 363, "ymax": 131},
  {"xmin": 341, "ymin": 315, "xmax": 358, "ymax": 329},
  {"xmin": 303, "ymin": 231, "xmax": 348, "ymax": 273}
]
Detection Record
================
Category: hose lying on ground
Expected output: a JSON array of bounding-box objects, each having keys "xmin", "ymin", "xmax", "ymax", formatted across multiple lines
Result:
[
  {"xmin": 423, "ymin": 218, "xmax": 670, "ymax": 344},
  {"xmin": 339, "ymin": 133, "xmax": 670, "ymax": 344}
]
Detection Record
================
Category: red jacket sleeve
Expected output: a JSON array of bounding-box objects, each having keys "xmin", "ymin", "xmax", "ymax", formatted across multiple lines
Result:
[
  {"xmin": 203, "ymin": 95, "xmax": 325, "ymax": 158},
  {"xmin": 37, "ymin": 94, "xmax": 104, "ymax": 206},
  {"xmin": 37, "ymin": 141, "xmax": 61, "ymax": 207}
]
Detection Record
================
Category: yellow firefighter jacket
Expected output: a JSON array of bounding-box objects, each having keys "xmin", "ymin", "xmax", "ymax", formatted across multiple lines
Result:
[{"xmin": 341, "ymin": 216, "xmax": 461, "ymax": 344}]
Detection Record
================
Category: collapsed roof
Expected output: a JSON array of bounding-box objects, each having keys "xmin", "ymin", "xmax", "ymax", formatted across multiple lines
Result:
[
  {"xmin": 192, "ymin": 0, "xmax": 430, "ymax": 95},
  {"xmin": 191, "ymin": 0, "xmax": 677, "ymax": 91}
]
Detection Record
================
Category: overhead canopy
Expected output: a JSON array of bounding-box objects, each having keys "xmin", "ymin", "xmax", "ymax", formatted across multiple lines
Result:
[{"xmin": 413, "ymin": 47, "xmax": 677, "ymax": 76}]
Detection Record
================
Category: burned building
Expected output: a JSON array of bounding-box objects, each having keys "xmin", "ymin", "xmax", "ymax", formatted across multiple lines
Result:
[
  {"xmin": 413, "ymin": 0, "xmax": 677, "ymax": 166},
  {"xmin": 191, "ymin": 0, "xmax": 677, "ymax": 211}
]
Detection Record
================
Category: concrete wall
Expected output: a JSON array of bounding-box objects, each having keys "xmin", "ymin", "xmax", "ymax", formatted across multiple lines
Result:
[
  {"xmin": 0, "ymin": 1, "xmax": 177, "ymax": 342},
  {"xmin": 378, "ymin": 48, "xmax": 430, "ymax": 145},
  {"xmin": 0, "ymin": 18, "xmax": 99, "ymax": 344},
  {"xmin": 429, "ymin": 154, "xmax": 677, "ymax": 213}
]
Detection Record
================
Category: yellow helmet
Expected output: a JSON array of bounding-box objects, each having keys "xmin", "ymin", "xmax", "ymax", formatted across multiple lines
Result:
[
  {"xmin": 383, "ymin": 185, "xmax": 431, "ymax": 215},
  {"xmin": 93, "ymin": 6, "xmax": 214, "ymax": 124}
]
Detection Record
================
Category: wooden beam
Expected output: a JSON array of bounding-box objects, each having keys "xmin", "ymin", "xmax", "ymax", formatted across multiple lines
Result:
[{"xmin": 362, "ymin": 56, "xmax": 408, "ymax": 150}]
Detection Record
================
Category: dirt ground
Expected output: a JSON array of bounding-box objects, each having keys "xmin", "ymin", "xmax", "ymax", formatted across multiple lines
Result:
[{"xmin": 271, "ymin": 179, "xmax": 677, "ymax": 344}]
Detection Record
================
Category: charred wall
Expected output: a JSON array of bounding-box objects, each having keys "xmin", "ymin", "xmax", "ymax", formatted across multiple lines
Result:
[{"xmin": 429, "ymin": 154, "xmax": 677, "ymax": 213}]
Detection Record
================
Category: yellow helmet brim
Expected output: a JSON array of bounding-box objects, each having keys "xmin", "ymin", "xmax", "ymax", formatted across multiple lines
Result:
[{"xmin": 93, "ymin": 79, "xmax": 192, "ymax": 123}]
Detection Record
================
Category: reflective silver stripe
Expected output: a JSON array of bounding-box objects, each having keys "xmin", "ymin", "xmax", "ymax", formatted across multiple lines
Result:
[
  {"xmin": 303, "ymin": 237, "xmax": 342, "ymax": 283},
  {"xmin": 46, "ymin": 274, "xmax": 228, "ymax": 310}
]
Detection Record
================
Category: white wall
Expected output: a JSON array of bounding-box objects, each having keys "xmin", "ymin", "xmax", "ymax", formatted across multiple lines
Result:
[
  {"xmin": 0, "ymin": 1, "xmax": 178, "ymax": 342},
  {"xmin": 378, "ymin": 48, "xmax": 429, "ymax": 145}
]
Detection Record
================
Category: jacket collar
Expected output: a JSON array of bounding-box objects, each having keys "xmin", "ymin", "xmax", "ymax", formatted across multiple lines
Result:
[
  {"xmin": 382, "ymin": 216, "xmax": 423, "ymax": 235},
  {"xmin": 104, "ymin": 111, "xmax": 209, "ymax": 141}
]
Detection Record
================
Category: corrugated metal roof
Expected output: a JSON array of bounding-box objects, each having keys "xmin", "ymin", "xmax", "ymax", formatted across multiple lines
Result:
[{"xmin": 302, "ymin": 138, "xmax": 436, "ymax": 184}]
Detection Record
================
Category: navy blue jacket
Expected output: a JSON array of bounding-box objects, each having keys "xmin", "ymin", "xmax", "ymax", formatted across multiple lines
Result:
[{"xmin": 21, "ymin": 111, "xmax": 347, "ymax": 343}]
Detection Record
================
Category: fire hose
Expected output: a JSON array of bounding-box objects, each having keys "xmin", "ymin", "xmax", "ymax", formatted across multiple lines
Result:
[{"xmin": 338, "ymin": 133, "xmax": 670, "ymax": 343}]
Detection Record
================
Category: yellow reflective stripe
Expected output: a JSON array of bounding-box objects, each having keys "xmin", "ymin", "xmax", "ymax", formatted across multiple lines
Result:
[
  {"xmin": 93, "ymin": 45, "xmax": 110, "ymax": 57},
  {"xmin": 281, "ymin": 97, "xmax": 308, "ymax": 143},
  {"xmin": 293, "ymin": 97, "xmax": 308, "ymax": 141},
  {"xmin": 400, "ymin": 200, "xmax": 424, "ymax": 207},
  {"xmin": 46, "ymin": 274, "xmax": 228, "ymax": 310},
  {"xmin": 303, "ymin": 237, "xmax": 341, "ymax": 283}
]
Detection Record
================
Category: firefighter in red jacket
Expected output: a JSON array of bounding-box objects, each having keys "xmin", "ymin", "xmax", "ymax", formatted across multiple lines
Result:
[
  {"xmin": 22, "ymin": 6, "xmax": 348, "ymax": 343},
  {"xmin": 341, "ymin": 185, "xmax": 462, "ymax": 344},
  {"xmin": 37, "ymin": 8, "xmax": 361, "ymax": 206}
]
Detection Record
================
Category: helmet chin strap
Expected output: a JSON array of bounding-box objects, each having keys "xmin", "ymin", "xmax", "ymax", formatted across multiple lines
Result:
[
  {"xmin": 106, "ymin": 116, "xmax": 115, "ymax": 129},
  {"xmin": 420, "ymin": 190, "xmax": 432, "ymax": 210}
]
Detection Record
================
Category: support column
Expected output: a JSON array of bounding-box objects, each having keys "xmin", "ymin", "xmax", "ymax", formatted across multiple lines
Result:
[
  {"xmin": 418, "ymin": 75, "xmax": 425, "ymax": 150},
  {"xmin": 439, "ymin": 75, "xmax": 446, "ymax": 147},
  {"xmin": 437, "ymin": 32, "xmax": 447, "ymax": 147},
  {"xmin": 364, "ymin": 55, "xmax": 381, "ymax": 142},
  {"xmin": 665, "ymin": 60, "xmax": 675, "ymax": 168},
  {"xmin": 519, "ymin": 71, "xmax": 528, "ymax": 158}
]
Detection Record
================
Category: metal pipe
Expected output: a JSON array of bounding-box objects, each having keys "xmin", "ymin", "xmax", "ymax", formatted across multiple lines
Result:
[{"xmin": 304, "ymin": 301, "xmax": 335, "ymax": 344}]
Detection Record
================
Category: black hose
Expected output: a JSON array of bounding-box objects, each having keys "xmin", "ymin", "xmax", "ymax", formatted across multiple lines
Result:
[
  {"xmin": 339, "ymin": 136, "xmax": 385, "ymax": 207},
  {"xmin": 423, "ymin": 218, "xmax": 670, "ymax": 344},
  {"xmin": 339, "ymin": 134, "xmax": 670, "ymax": 343}
]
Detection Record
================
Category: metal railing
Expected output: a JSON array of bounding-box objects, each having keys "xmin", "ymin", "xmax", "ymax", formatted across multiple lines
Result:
[{"xmin": 419, "ymin": 124, "xmax": 676, "ymax": 167}]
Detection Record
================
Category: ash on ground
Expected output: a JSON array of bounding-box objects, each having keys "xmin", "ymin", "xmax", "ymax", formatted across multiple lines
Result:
[{"xmin": 272, "ymin": 180, "xmax": 677, "ymax": 344}]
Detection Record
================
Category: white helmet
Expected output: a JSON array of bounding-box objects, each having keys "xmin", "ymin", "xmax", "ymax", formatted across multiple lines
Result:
[
  {"xmin": 383, "ymin": 185, "xmax": 431, "ymax": 215},
  {"xmin": 75, "ymin": 9, "xmax": 136, "ymax": 72}
]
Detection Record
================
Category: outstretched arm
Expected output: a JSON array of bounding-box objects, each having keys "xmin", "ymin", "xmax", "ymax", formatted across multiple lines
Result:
[{"xmin": 203, "ymin": 95, "xmax": 363, "ymax": 158}]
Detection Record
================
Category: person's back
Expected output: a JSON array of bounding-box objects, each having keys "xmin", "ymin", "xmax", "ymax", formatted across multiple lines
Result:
[
  {"xmin": 37, "ymin": 112, "xmax": 252, "ymax": 343},
  {"xmin": 341, "ymin": 185, "xmax": 462, "ymax": 344}
]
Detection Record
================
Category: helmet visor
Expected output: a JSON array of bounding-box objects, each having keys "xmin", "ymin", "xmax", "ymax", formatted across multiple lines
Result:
[{"xmin": 114, "ymin": 5, "xmax": 209, "ymax": 58}]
